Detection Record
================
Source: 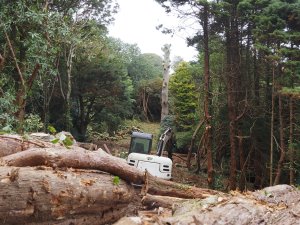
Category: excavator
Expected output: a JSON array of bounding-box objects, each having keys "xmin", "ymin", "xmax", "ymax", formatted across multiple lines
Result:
[{"xmin": 127, "ymin": 128, "xmax": 173, "ymax": 180}]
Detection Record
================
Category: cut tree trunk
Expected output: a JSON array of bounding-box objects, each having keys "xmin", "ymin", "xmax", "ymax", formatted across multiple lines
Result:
[
  {"xmin": 142, "ymin": 194, "xmax": 187, "ymax": 209},
  {"xmin": 142, "ymin": 172, "xmax": 221, "ymax": 199},
  {"xmin": 1, "ymin": 147, "xmax": 144, "ymax": 184},
  {"xmin": 0, "ymin": 166, "xmax": 135, "ymax": 225},
  {"xmin": 0, "ymin": 135, "xmax": 52, "ymax": 157}
]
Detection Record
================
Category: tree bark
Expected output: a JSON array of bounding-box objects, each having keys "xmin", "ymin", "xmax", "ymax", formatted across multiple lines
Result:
[
  {"xmin": 1, "ymin": 147, "xmax": 144, "ymax": 184},
  {"xmin": 161, "ymin": 44, "xmax": 171, "ymax": 122},
  {"xmin": 202, "ymin": 2, "xmax": 214, "ymax": 189},
  {"xmin": 0, "ymin": 166, "xmax": 134, "ymax": 225},
  {"xmin": 273, "ymin": 93, "xmax": 285, "ymax": 185},
  {"xmin": 238, "ymin": 131, "xmax": 246, "ymax": 191},
  {"xmin": 65, "ymin": 44, "xmax": 75, "ymax": 131},
  {"xmin": 225, "ymin": 0, "xmax": 240, "ymax": 190},
  {"xmin": 270, "ymin": 65, "xmax": 275, "ymax": 186},
  {"xmin": 288, "ymin": 97, "xmax": 294, "ymax": 185},
  {"xmin": 0, "ymin": 135, "xmax": 52, "ymax": 157}
]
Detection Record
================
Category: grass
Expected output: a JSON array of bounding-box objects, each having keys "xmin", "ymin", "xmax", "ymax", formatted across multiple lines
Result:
[{"xmin": 121, "ymin": 119, "xmax": 161, "ymax": 152}]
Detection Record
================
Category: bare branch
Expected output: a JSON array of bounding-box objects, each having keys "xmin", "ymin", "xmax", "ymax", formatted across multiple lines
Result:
[
  {"xmin": 27, "ymin": 63, "xmax": 40, "ymax": 91},
  {"xmin": 4, "ymin": 32, "xmax": 25, "ymax": 87}
]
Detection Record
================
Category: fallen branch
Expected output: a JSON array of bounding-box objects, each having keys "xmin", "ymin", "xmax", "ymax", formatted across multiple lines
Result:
[
  {"xmin": 142, "ymin": 171, "xmax": 221, "ymax": 199},
  {"xmin": 103, "ymin": 143, "xmax": 112, "ymax": 155}
]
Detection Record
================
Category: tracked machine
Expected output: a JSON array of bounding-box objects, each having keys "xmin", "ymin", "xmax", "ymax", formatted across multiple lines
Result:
[{"xmin": 127, "ymin": 128, "xmax": 173, "ymax": 180}]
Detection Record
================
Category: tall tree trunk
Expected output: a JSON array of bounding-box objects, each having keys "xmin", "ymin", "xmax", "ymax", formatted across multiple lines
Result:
[
  {"xmin": 202, "ymin": 2, "xmax": 213, "ymax": 188},
  {"xmin": 141, "ymin": 87, "xmax": 150, "ymax": 121},
  {"xmin": 238, "ymin": 130, "xmax": 246, "ymax": 191},
  {"xmin": 161, "ymin": 44, "xmax": 171, "ymax": 122},
  {"xmin": 253, "ymin": 49, "xmax": 260, "ymax": 106},
  {"xmin": 269, "ymin": 65, "xmax": 275, "ymax": 186},
  {"xmin": 253, "ymin": 50, "xmax": 262, "ymax": 189},
  {"xmin": 5, "ymin": 31, "xmax": 40, "ymax": 133},
  {"xmin": 226, "ymin": 1, "xmax": 239, "ymax": 190},
  {"xmin": 273, "ymin": 94, "xmax": 285, "ymax": 185},
  {"xmin": 289, "ymin": 97, "xmax": 295, "ymax": 185},
  {"xmin": 65, "ymin": 44, "xmax": 75, "ymax": 131}
]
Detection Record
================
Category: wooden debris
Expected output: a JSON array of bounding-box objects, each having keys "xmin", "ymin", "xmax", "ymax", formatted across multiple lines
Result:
[
  {"xmin": 0, "ymin": 134, "xmax": 51, "ymax": 157},
  {"xmin": 142, "ymin": 171, "xmax": 221, "ymax": 199}
]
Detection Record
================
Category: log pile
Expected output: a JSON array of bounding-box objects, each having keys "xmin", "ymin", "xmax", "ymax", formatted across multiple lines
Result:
[
  {"xmin": 1, "ymin": 134, "xmax": 299, "ymax": 225},
  {"xmin": 0, "ymin": 134, "xmax": 218, "ymax": 224},
  {"xmin": 0, "ymin": 167, "xmax": 134, "ymax": 225},
  {"xmin": 0, "ymin": 134, "xmax": 141, "ymax": 224}
]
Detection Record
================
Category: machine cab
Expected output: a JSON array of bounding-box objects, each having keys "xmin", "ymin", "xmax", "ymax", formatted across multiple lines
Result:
[{"xmin": 128, "ymin": 132, "xmax": 153, "ymax": 155}]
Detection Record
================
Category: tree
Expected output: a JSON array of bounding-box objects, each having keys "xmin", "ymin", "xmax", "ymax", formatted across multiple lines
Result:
[
  {"xmin": 161, "ymin": 44, "xmax": 171, "ymax": 122},
  {"xmin": 0, "ymin": 0, "xmax": 118, "ymax": 133},
  {"xmin": 128, "ymin": 53, "xmax": 163, "ymax": 85},
  {"xmin": 136, "ymin": 78, "xmax": 163, "ymax": 121},
  {"xmin": 128, "ymin": 53, "xmax": 164, "ymax": 121},
  {"xmin": 71, "ymin": 36, "xmax": 135, "ymax": 140},
  {"xmin": 0, "ymin": 1, "xmax": 56, "ymax": 132},
  {"xmin": 169, "ymin": 62, "xmax": 198, "ymax": 132}
]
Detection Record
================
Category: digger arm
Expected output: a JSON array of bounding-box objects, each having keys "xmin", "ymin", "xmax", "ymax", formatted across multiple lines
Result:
[{"xmin": 156, "ymin": 127, "xmax": 173, "ymax": 157}]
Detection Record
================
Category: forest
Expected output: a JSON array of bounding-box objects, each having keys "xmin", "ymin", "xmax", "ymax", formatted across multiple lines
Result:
[{"xmin": 0, "ymin": 0, "xmax": 300, "ymax": 211}]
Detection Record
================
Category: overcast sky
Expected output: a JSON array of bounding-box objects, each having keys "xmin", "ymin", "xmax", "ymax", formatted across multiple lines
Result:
[{"xmin": 108, "ymin": 0, "xmax": 199, "ymax": 62}]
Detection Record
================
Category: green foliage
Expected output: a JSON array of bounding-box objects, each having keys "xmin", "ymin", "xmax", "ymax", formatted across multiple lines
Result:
[
  {"xmin": 160, "ymin": 115, "xmax": 176, "ymax": 131},
  {"xmin": 128, "ymin": 53, "xmax": 164, "ymax": 85},
  {"xmin": 48, "ymin": 125, "xmax": 57, "ymax": 135},
  {"xmin": 0, "ymin": 89, "xmax": 17, "ymax": 132},
  {"xmin": 281, "ymin": 86, "xmax": 300, "ymax": 97},
  {"xmin": 214, "ymin": 173, "xmax": 225, "ymax": 190},
  {"xmin": 70, "ymin": 36, "xmax": 136, "ymax": 140},
  {"xmin": 23, "ymin": 114, "xmax": 43, "ymax": 133},
  {"xmin": 175, "ymin": 130, "xmax": 194, "ymax": 151},
  {"xmin": 62, "ymin": 136, "xmax": 74, "ymax": 148},
  {"xmin": 136, "ymin": 78, "xmax": 163, "ymax": 121},
  {"xmin": 113, "ymin": 176, "xmax": 120, "ymax": 185},
  {"xmin": 51, "ymin": 132, "xmax": 74, "ymax": 149},
  {"xmin": 169, "ymin": 62, "xmax": 198, "ymax": 131}
]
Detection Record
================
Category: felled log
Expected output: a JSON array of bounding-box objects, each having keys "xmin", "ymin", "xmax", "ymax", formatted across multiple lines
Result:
[
  {"xmin": 142, "ymin": 194, "xmax": 187, "ymax": 209},
  {"xmin": 1, "ymin": 146, "xmax": 222, "ymax": 200},
  {"xmin": 1, "ymin": 147, "xmax": 144, "ymax": 184},
  {"xmin": 0, "ymin": 135, "xmax": 51, "ymax": 157},
  {"xmin": 0, "ymin": 166, "xmax": 135, "ymax": 225},
  {"xmin": 142, "ymin": 172, "xmax": 221, "ymax": 199}
]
